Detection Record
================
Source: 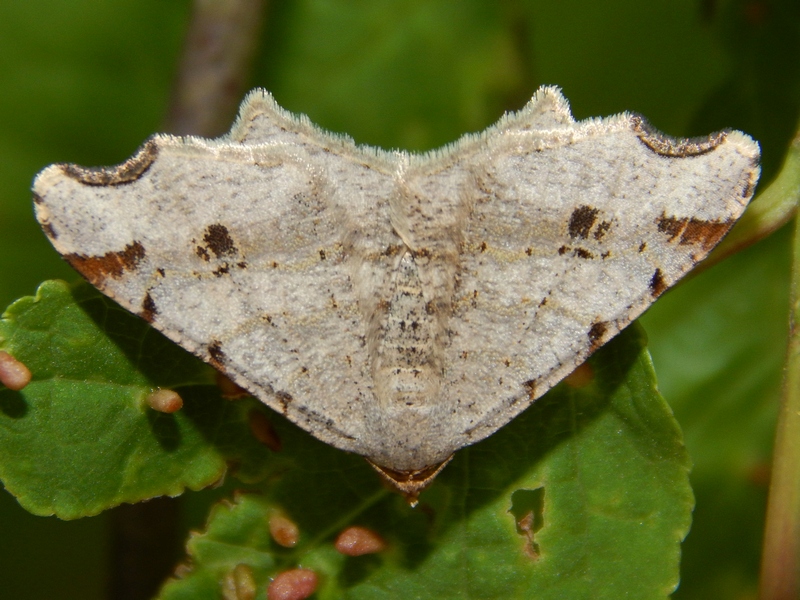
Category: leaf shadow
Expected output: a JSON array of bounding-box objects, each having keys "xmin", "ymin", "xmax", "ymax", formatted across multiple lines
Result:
[
  {"xmin": 145, "ymin": 409, "xmax": 182, "ymax": 452},
  {"xmin": 261, "ymin": 326, "xmax": 647, "ymax": 579},
  {"xmin": 66, "ymin": 283, "xmax": 649, "ymax": 580},
  {"xmin": 71, "ymin": 284, "xmax": 211, "ymax": 389},
  {"xmin": 68, "ymin": 284, "xmax": 274, "ymax": 465},
  {"xmin": 338, "ymin": 554, "xmax": 384, "ymax": 588},
  {"xmin": 0, "ymin": 389, "xmax": 28, "ymax": 419},
  {"xmin": 447, "ymin": 325, "xmax": 645, "ymax": 516}
]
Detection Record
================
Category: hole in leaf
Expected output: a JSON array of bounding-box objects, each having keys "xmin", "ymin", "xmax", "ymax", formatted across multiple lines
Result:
[{"xmin": 509, "ymin": 487, "xmax": 545, "ymax": 559}]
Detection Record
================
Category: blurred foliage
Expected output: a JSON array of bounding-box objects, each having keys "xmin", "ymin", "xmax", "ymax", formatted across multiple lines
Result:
[{"xmin": 0, "ymin": 0, "xmax": 798, "ymax": 598}]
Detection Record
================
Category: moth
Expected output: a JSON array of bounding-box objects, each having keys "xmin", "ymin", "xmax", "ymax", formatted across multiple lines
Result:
[{"xmin": 33, "ymin": 87, "xmax": 759, "ymax": 499}]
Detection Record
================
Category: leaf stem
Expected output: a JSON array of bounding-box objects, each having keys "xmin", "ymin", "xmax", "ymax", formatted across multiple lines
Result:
[{"xmin": 758, "ymin": 211, "xmax": 800, "ymax": 598}]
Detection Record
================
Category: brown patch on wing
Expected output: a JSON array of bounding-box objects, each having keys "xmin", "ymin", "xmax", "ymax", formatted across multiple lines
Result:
[
  {"xmin": 202, "ymin": 224, "xmax": 237, "ymax": 258},
  {"xmin": 588, "ymin": 321, "xmax": 608, "ymax": 349},
  {"xmin": 207, "ymin": 340, "xmax": 225, "ymax": 367},
  {"xmin": 195, "ymin": 246, "xmax": 210, "ymax": 261},
  {"xmin": 656, "ymin": 215, "xmax": 686, "ymax": 241},
  {"xmin": 65, "ymin": 241, "xmax": 146, "ymax": 286},
  {"xmin": 40, "ymin": 220, "xmax": 58, "ymax": 240},
  {"xmin": 742, "ymin": 169, "xmax": 759, "ymax": 199},
  {"xmin": 141, "ymin": 292, "xmax": 158, "ymax": 322},
  {"xmin": 275, "ymin": 390, "xmax": 293, "ymax": 414},
  {"xmin": 523, "ymin": 379, "xmax": 537, "ymax": 400},
  {"xmin": 568, "ymin": 205, "xmax": 599, "ymax": 239},
  {"xmin": 650, "ymin": 268, "xmax": 667, "ymax": 298},
  {"xmin": 679, "ymin": 218, "xmax": 733, "ymax": 250},
  {"xmin": 382, "ymin": 244, "xmax": 404, "ymax": 257},
  {"xmin": 631, "ymin": 116, "xmax": 727, "ymax": 157},
  {"xmin": 657, "ymin": 214, "xmax": 733, "ymax": 250},
  {"xmin": 212, "ymin": 264, "xmax": 230, "ymax": 277},
  {"xmin": 59, "ymin": 138, "xmax": 159, "ymax": 186},
  {"xmin": 593, "ymin": 221, "xmax": 611, "ymax": 240}
]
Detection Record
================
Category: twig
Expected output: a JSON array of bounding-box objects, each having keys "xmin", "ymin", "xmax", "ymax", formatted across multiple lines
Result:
[{"xmin": 165, "ymin": 0, "xmax": 268, "ymax": 137}]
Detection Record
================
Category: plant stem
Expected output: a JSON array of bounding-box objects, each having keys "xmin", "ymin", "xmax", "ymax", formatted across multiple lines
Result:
[
  {"xmin": 165, "ymin": 0, "xmax": 268, "ymax": 137},
  {"xmin": 759, "ymin": 209, "xmax": 800, "ymax": 599}
]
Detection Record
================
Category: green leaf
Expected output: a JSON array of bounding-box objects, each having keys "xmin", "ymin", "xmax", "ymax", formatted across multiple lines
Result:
[
  {"xmin": 0, "ymin": 280, "xmax": 282, "ymax": 519},
  {"xmin": 159, "ymin": 325, "xmax": 692, "ymax": 600},
  {"xmin": 642, "ymin": 221, "xmax": 791, "ymax": 597}
]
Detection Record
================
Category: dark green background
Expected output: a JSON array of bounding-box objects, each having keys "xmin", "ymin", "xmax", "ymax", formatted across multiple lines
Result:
[{"xmin": 1, "ymin": 0, "xmax": 798, "ymax": 597}]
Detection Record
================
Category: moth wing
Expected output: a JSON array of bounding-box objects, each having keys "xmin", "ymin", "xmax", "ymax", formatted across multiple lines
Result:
[
  {"xmin": 434, "ymin": 86, "xmax": 760, "ymax": 447},
  {"xmin": 33, "ymin": 95, "xmax": 401, "ymax": 456}
]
